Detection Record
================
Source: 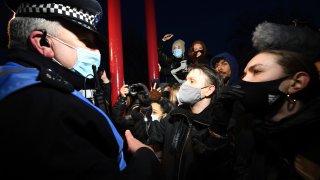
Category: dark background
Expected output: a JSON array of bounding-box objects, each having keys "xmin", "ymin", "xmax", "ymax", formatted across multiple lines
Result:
[{"xmin": 1, "ymin": 0, "xmax": 320, "ymax": 85}]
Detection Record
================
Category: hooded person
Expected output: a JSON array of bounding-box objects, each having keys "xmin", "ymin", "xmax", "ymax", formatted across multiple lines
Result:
[
  {"xmin": 210, "ymin": 52, "xmax": 239, "ymax": 86},
  {"xmin": 0, "ymin": 0, "xmax": 163, "ymax": 179}
]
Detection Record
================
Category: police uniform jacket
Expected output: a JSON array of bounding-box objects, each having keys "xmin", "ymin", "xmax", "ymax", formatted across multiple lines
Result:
[{"xmin": 0, "ymin": 48, "xmax": 162, "ymax": 180}]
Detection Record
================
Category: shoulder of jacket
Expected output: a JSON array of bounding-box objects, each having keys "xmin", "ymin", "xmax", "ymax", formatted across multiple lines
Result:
[{"xmin": 38, "ymin": 68, "xmax": 74, "ymax": 93}]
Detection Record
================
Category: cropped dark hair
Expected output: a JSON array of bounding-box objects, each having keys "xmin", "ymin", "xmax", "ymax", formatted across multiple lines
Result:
[
  {"xmin": 187, "ymin": 63, "xmax": 224, "ymax": 103},
  {"xmin": 263, "ymin": 50, "xmax": 319, "ymax": 101},
  {"xmin": 151, "ymin": 97, "xmax": 174, "ymax": 114}
]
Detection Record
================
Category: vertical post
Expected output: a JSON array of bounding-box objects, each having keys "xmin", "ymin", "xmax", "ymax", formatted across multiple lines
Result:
[
  {"xmin": 108, "ymin": 0, "xmax": 124, "ymax": 106},
  {"xmin": 144, "ymin": 0, "xmax": 159, "ymax": 87}
]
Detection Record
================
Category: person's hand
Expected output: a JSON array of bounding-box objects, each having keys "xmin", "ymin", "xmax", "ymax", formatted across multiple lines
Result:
[
  {"xmin": 120, "ymin": 84, "xmax": 129, "ymax": 97},
  {"xmin": 180, "ymin": 60, "xmax": 187, "ymax": 70},
  {"xmin": 162, "ymin": 33, "xmax": 174, "ymax": 42},
  {"xmin": 196, "ymin": 51, "xmax": 203, "ymax": 58},
  {"xmin": 100, "ymin": 70, "xmax": 110, "ymax": 84},
  {"xmin": 210, "ymin": 85, "xmax": 245, "ymax": 135},
  {"xmin": 171, "ymin": 60, "xmax": 187, "ymax": 75},
  {"xmin": 151, "ymin": 82, "xmax": 161, "ymax": 92},
  {"xmin": 150, "ymin": 83, "xmax": 162, "ymax": 101},
  {"xmin": 125, "ymin": 130, "xmax": 154, "ymax": 154},
  {"xmin": 215, "ymin": 85, "xmax": 245, "ymax": 111}
]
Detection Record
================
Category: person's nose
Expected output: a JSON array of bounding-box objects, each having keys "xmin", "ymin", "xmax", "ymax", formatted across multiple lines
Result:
[{"xmin": 216, "ymin": 65, "xmax": 222, "ymax": 72}]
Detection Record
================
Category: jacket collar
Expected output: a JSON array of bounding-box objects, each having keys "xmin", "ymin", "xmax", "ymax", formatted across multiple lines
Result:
[
  {"xmin": 7, "ymin": 48, "xmax": 94, "ymax": 90},
  {"xmin": 171, "ymin": 104, "xmax": 214, "ymax": 126}
]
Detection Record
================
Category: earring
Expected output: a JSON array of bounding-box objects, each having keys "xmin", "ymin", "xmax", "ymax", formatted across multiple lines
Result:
[{"xmin": 287, "ymin": 94, "xmax": 296, "ymax": 111}]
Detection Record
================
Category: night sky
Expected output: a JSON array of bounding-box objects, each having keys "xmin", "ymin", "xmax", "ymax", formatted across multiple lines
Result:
[{"xmin": 1, "ymin": 0, "xmax": 320, "ymax": 84}]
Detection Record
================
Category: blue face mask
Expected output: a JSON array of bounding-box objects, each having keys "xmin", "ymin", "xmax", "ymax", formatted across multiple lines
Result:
[
  {"xmin": 72, "ymin": 48, "xmax": 101, "ymax": 78},
  {"xmin": 46, "ymin": 34, "xmax": 101, "ymax": 79},
  {"xmin": 172, "ymin": 48, "xmax": 183, "ymax": 58}
]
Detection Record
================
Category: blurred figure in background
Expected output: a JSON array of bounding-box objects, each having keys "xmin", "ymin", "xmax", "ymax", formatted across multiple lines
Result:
[
  {"xmin": 158, "ymin": 33, "xmax": 191, "ymax": 84},
  {"xmin": 210, "ymin": 52, "xmax": 239, "ymax": 86},
  {"xmin": 188, "ymin": 40, "xmax": 212, "ymax": 66}
]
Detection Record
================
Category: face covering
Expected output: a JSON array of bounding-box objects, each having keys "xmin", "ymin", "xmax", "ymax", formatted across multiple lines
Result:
[
  {"xmin": 47, "ymin": 34, "xmax": 101, "ymax": 78},
  {"xmin": 172, "ymin": 48, "xmax": 183, "ymax": 58},
  {"xmin": 72, "ymin": 48, "xmax": 101, "ymax": 78},
  {"xmin": 151, "ymin": 114, "xmax": 159, "ymax": 121},
  {"xmin": 177, "ymin": 83, "xmax": 208, "ymax": 105},
  {"xmin": 238, "ymin": 77, "xmax": 288, "ymax": 117},
  {"xmin": 194, "ymin": 50, "xmax": 204, "ymax": 57}
]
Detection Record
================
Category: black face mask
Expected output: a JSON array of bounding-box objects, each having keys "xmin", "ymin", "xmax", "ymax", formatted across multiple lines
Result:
[
  {"xmin": 238, "ymin": 77, "xmax": 288, "ymax": 117},
  {"xmin": 193, "ymin": 50, "xmax": 204, "ymax": 57}
]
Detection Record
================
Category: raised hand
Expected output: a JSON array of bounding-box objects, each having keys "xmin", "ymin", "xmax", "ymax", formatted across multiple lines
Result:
[{"xmin": 162, "ymin": 33, "xmax": 174, "ymax": 42}]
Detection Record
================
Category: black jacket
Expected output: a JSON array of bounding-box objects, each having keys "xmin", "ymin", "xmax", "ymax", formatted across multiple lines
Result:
[
  {"xmin": 0, "ymin": 48, "xmax": 162, "ymax": 180},
  {"xmin": 111, "ymin": 95, "xmax": 150, "ymax": 143},
  {"xmin": 147, "ymin": 104, "xmax": 234, "ymax": 180},
  {"xmin": 158, "ymin": 41, "xmax": 191, "ymax": 84},
  {"xmin": 233, "ymin": 96, "xmax": 320, "ymax": 180}
]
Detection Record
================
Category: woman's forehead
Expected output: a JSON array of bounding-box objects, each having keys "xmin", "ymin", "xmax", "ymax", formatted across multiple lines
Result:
[
  {"xmin": 151, "ymin": 103, "xmax": 162, "ymax": 111},
  {"xmin": 246, "ymin": 53, "xmax": 279, "ymax": 68}
]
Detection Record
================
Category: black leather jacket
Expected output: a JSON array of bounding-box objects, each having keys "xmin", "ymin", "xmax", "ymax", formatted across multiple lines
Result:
[{"xmin": 147, "ymin": 104, "xmax": 234, "ymax": 180}]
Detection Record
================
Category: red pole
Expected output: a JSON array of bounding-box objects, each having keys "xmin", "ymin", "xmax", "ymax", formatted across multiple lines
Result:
[
  {"xmin": 108, "ymin": 0, "xmax": 124, "ymax": 106},
  {"xmin": 144, "ymin": 0, "xmax": 159, "ymax": 87}
]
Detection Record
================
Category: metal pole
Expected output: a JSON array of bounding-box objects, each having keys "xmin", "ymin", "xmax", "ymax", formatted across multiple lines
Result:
[
  {"xmin": 108, "ymin": 0, "xmax": 124, "ymax": 106},
  {"xmin": 144, "ymin": 0, "xmax": 159, "ymax": 87}
]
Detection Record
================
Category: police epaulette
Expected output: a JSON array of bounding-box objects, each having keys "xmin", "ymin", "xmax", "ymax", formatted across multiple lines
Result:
[{"xmin": 38, "ymin": 68, "xmax": 74, "ymax": 93}]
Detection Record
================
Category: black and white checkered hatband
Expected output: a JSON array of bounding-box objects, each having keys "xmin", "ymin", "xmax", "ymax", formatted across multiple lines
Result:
[{"xmin": 15, "ymin": 3, "xmax": 101, "ymax": 31}]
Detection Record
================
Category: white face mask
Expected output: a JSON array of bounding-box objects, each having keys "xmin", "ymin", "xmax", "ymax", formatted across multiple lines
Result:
[{"xmin": 151, "ymin": 114, "xmax": 159, "ymax": 121}]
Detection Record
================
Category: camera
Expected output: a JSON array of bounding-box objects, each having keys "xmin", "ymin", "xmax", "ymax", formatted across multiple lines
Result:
[{"xmin": 128, "ymin": 83, "xmax": 145, "ymax": 96}]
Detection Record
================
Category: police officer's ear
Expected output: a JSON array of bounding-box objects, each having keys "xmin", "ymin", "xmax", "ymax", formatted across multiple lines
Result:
[{"xmin": 29, "ymin": 30, "xmax": 54, "ymax": 58}]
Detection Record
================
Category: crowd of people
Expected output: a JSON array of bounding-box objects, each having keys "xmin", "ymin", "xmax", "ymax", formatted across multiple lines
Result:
[{"xmin": 1, "ymin": 0, "xmax": 320, "ymax": 179}]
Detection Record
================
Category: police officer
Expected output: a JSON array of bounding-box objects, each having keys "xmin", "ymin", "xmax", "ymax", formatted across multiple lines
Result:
[{"xmin": 0, "ymin": 0, "xmax": 162, "ymax": 179}]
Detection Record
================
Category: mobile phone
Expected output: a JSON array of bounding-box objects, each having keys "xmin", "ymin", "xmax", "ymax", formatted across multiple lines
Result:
[{"xmin": 151, "ymin": 78, "xmax": 160, "ymax": 89}]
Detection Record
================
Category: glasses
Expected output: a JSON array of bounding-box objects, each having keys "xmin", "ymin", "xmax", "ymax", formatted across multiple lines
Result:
[{"xmin": 46, "ymin": 34, "xmax": 76, "ymax": 49}]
